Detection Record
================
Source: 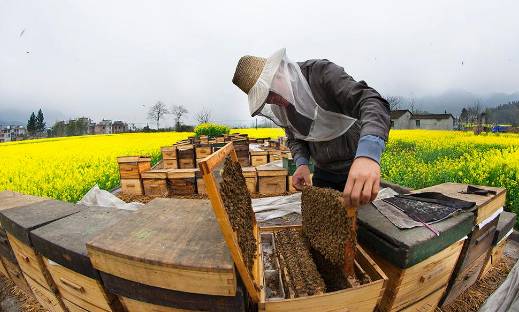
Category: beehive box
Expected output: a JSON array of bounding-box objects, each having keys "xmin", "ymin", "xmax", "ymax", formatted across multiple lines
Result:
[
  {"xmin": 120, "ymin": 179, "xmax": 144, "ymax": 196},
  {"xmin": 0, "ymin": 200, "xmax": 84, "ymax": 311},
  {"xmin": 0, "ymin": 191, "xmax": 49, "ymax": 295},
  {"xmin": 162, "ymin": 158, "xmax": 178, "ymax": 169},
  {"xmin": 257, "ymin": 164, "xmax": 288, "ymax": 195},
  {"xmin": 168, "ymin": 169, "xmax": 197, "ymax": 195},
  {"xmin": 195, "ymin": 169, "xmax": 206, "ymax": 195},
  {"xmin": 87, "ymin": 198, "xmax": 246, "ymax": 311},
  {"xmin": 161, "ymin": 146, "xmax": 177, "ymax": 160},
  {"xmin": 268, "ymin": 150, "xmax": 281, "ymax": 162},
  {"xmin": 177, "ymin": 145, "xmax": 195, "ymax": 169},
  {"xmin": 30, "ymin": 206, "xmax": 131, "ymax": 311},
  {"xmin": 242, "ymin": 167, "xmax": 257, "ymax": 194},
  {"xmin": 117, "ymin": 156, "xmax": 151, "ymax": 179},
  {"xmin": 199, "ymin": 143, "xmax": 388, "ymax": 312},
  {"xmin": 195, "ymin": 144, "xmax": 212, "ymax": 159},
  {"xmin": 251, "ymin": 150, "xmax": 269, "ymax": 167},
  {"xmin": 141, "ymin": 169, "xmax": 171, "ymax": 196}
]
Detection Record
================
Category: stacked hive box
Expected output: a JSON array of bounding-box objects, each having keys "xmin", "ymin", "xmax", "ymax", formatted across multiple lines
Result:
[
  {"xmin": 251, "ymin": 151, "xmax": 268, "ymax": 167},
  {"xmin": 161, "ymin": 146, "xmax": 177, "ymax": 169},
  {"xmin": 87, "ymin": 198, "xmax": 247, "ymax": 311},
  {"xmin": 141, "ymin": 169, "xmax": 171, "ymax": 196},
  {"xmin": 417, "ymin": 183, "xmax": 506, "ymax": 306},
  {"xmin": 358, "ymin": 183, "xmax": 477, "ymax": 312},
  {"xmin": 168, "ymin": 169, "xmax": 197, "ymax": 195},
  {"xmin": 195, "ymin": 144, "xmax": 212, "ymax": 166},
  {"xmin": 177, "ymin": 144, "xmax": 195, "ymax": 169},
  {"xmin": 257, "ymin": 163, "xmax": 288, "ymax": 195},
  {"xmin": 30, "ymin": 206, "xmax": 131, "ymax": 311},
  {"xmin": 480, "ymin": 211, "xmax": 516, "ymax": 277},
  {"xmin": 0, "ymin": 200, "xmax": 84, "ymax": 311},
  {"xmin": 242, "ymin": 167, "xmax": 258, "ymax": 194},
  {"xmin": 198, "ymin": 143, "xmax": 388, "ymax": 311},
  {"xmin": 117, "ymin": 156, "xmax": 151, "ymax": 195},
  {"xmin": 0, "ymin": 191, "xmax": 48, "ymax": 296},
  {"xmin": 233, "ymin": 139, "xmax": 251, "ymax": 167}
]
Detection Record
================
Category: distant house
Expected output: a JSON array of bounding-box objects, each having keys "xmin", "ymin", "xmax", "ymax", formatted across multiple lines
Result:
[
  {"xmin": 95, "ymin": 120, "xmax": 112, "ymax": 134},
  {"xmin": 112, "ymin": 121, "xmax": 128, "ymax": 133},
  {"xmin": 390, "ymin": 110, "xmax": 455, "ymax": 130},
  {"xmin": 0, "ymin": 125, "xmax": 26, "ymax": 142}
]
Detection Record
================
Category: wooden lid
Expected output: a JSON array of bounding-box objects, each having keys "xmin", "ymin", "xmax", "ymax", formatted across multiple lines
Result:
[
  {"xmin": 31, "ymin": 206, "xmax": 132, "ymax": 279},
  {"xmin": 141, "ymin": 169, "xmax": 171, "ymax": 179},
  {"xmin": 160, "ymin": 146, "xmax": 176, "ymax": 152},
  {"xmin": 198, "ymin": 143, "xmax": 262, "ymax": 302},
  {"xmin": 176, "ymin": 143, "xmax": 194, "ymax": 150},
  {"xmin": 167, "ymin": 168, "xmax": 197, "ymax": 179},
  {"xmin": 250, "ymin": 150, "xmax": 268, "ymax": 156},
  {"xmin": 0, "ymin": 200, "xmax": 83, "ymax": 246},
  {"xmin": 241, "ymin": 167, "xmax": 257, "ymax": 178},
  {"xmin": 256, "ymin": 163, "xmax": 288, "ymax": 177},
  {"xmin": 117, "ymin": 156, "xmax": 151, "ymax": 163}
]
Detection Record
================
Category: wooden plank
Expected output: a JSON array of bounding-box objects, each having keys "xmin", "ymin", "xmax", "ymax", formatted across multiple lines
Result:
[
  {"xmin": 44, "ymin": 258, "xmax": 113, "ymax": 312},
  {"xmin": 141, "ymin": 169, "xmax": 171, "ymax": 179},
  {"xmin": 101, "ymin": 272, "xmax": 246, "ymax": 311},
  {"xmin": 199, "ymin": 142, "xmax": 262, "ymax": 302},
  {"xmin": 3, "ymin": 257, "xmax": 33, "ymax": 295},
  {"xmin": 120, "ymin": 296, "xmax": 199, "ymax": 312},
  {"xmin": 117, "ymin": 156, "xmax": 151, "ymax": 163},
  {"xmin": 399, "ymin": 286, "xmax": 446, "ymax": 312},
  {"xmin": 24, "ymin": 273, "xmax": 67, "ymax": 312},
  {"xmin": 167, "ymin": 168, "xmax": 197, "ymax": 179},
  {"xmin": 30, "ymin": 206, "xmax": 132, "ymax": 279},
  {"xmin": 0, "ymin": 256, "xmax": 8, "ymax": 277},
  {"xmin": 0, "ymin": 200, "xmax": 83, "ymax": 246},
  {"xmin": 87, "ymin": 198, "xmax": 236, "ymax": 296}
]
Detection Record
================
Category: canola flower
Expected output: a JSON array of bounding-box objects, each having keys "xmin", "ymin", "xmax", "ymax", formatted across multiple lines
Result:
[{"xmin": 0, "ymin": 128, "xmax": 518, "ymax": 225}]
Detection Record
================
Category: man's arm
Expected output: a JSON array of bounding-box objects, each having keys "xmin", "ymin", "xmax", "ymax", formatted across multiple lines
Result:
[
  {"xmin": 286, "ymin": 128, "xmax": 312, "ymax": 189},
  {"xmin": 321, "ymin": 61, "xmax": 391, "ymax": 206}
]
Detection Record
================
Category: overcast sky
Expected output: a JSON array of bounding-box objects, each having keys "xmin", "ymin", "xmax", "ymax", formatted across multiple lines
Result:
[{"xmin": 1, "ymin": 0, "xmax": 519, "ymax": 127}]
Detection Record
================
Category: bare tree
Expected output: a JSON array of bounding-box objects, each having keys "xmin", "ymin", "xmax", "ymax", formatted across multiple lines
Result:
[
  {"xmin": 148, "ymin": 101, "xmax": 169, "ymax": 130},
  {"xmin": 194, "ymin": 107, "xmax": 212, "ymax": 124},
  {"xmin": 171, "ymin": 105, "xmax": 189, "ymax": 131},
  {"xmin": 384, "ymin": 96, "xmax": 402, "ymax": 111},
  {"xmin": 408, "ymin": 97, "xmax": 417, "ymax": 114}
]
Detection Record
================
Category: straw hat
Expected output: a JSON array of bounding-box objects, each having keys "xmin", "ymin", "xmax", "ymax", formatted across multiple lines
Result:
[{"xmin": 232, "ymin": 55, "xmax": 267, "ymax": 94}]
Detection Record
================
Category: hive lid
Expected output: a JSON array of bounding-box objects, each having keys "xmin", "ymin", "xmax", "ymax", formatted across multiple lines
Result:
[
  {"xmin": 30, "ymin": 206, "xmax": 132, "ymax": 279},
  {"xmin": 0, "ymin": 200, "xmax": 84, "ymax": 246},
  {"xmin": 250, "ymin": 150, "xmax": 268, "ymax": 156},
  {"xmin": 117, "ymin": 156, "xmax": 151, "ymax": 163},
  {"xmin": 141, "ymin": 169, "xmax": 171, "ymax": 179},
  {"xmin": 256, "ymin": 162, "xmax": 288, "ymax": 176},
  {"xmin": 199, "ymin": 142, "xmax": 262, "ymax": 302},
  {"xmin": 167, "ymin": 168, "xmax": 197, "ymax": 179},
  {"xmin": 241, "ymin": 167, "xmax": 257, "ymax": 178},
  {"xmin": 160, "ymin": 146, "xmax": 176, "ymax": 152}
]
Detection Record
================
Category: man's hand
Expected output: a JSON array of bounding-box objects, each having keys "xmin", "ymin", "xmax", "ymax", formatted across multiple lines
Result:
[
  {"xmin": 343, "ymin": 157, "xmax": 380, "ymax": 207},
  {"xmin": 292, "ymin": 165, "xmax": 312, "ymax": 190}
]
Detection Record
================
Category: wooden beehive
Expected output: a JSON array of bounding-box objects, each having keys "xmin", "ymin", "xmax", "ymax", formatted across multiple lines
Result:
[
  {"xmin": 0, "ymin": 200, "xmax": 84, "ymax": 311},
  {"xmin": 251, "ymin": 150, "xmax": 268, "ymax": 167},
  {"xmin": 241, "ymin": 167, "xmax": 257, "ymax": 194},
  {"xmin": 195, "ymin": 145, "xmax": 212, "ymax": 159},
  {"xmin": 167, "ymin": 169, "xmax": 197, "ymax": 195},
  {"xmin": 30, "ymin": 206, "xmax": 131, "ymax": 311},
  {"xmin": 199, "ymin": 143, "xmax": 388, "ymax": 312},
  {"xmin": 257, "ymin": 164, "xmax": 288, "ymax": 195},
  {"xmin": 177, "ymin": 145, "xmax": 195, "ymax": 169},
  {"xmin": 268, "ymin": 150, "xmax": 281, "ymax": 162},
  {"xmin": 117, "ymin": 156, "xmax": 151, "ymax": 179},
  {"xmin": 0, "ymin": 191, "xmax": 49, "ymax": 295},
  {"xmin": 87, "ymin": 198, "xmax": 246, "ymax": 311},
  {"xmin": 120, "ymin": 179, "xmax": 144, "ymax": 196},
  {"xmin": 141, "ymin": 169, "xmax": 171, "ymax": 196},
  {"xmin": 161, "ymin": 146, "xmax": 178, "ymax": 169}
]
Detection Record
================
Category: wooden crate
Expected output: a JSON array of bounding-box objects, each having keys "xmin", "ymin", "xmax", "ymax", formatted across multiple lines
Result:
[
  {"xmin": 117, "ymin": 156, "xmax": 151, "ymax": 179},
  {"xmin": 142, "ymin": 169, "xmax": 171, "ymax": 196},
  {"xmin": 177, "ymin": 145, "xmax": 195, "ymax": 169},
  {"xmin": 251, "ymin": 151, "xmax": 268, "ymax": 167},
  {"xmin": 161, "ymin": 146, "xmax": 177, "ymax": 160},
  {"xmin": 162, "ymin": 158, "xmax": 178, "ymax": 169},
  {"xmin": 195, "ymin": 145, "xmax": 212, "ymax": 159},
  {"xmin": 198, "ymin": 143, "xmax": 388, "ymax": 311},
  {"xmin": 366, "ymin": 239, "xmax": 465, "ymax": 312},
  {"xmin": 0, "ymin": 200, "xmax": 83, "ymax": 311},
  {"xmin": 417, "ymin": 183, "xmax": 506, "ymax": 225},
  {"xmin": 87, "ymin": 198, "xmax": 245, "ymax": 311},
  {"xmin": 242, "ymin": 167, "xmax": 257, "ymax": 194},
  {"xmin": 120, "ymin": 178, "xmax": 144, "ymax": 195},
  {"xmin": 257, "ymin": 165, "xmax": 288, "ymax": 195},
  {"xmin": 168, "ymin": 169, "xmax": 197, "ymax": 195},
  {"xmin": 30, "ymin": 206, "xmax": 130, "ymax": 311}
]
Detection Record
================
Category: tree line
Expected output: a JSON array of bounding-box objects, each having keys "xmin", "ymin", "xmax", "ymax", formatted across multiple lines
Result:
[
  {"xmin": 26, "ymin": 109, "xmax": 46, "ymax": 136},
  {"xmin": 147, "ymin": 101, "xmax": 212, "ymax": 131}
]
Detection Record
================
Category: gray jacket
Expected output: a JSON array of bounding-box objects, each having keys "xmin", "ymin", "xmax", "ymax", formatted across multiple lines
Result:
[{"xmin": 286, "ymin": 59, "xmax": 391, "ymax": 174}]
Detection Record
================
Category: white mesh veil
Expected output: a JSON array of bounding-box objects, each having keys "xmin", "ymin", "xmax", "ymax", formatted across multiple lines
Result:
[{"xmin": 247, "ymin": 48, "xmax": 357, "ymax": 142}]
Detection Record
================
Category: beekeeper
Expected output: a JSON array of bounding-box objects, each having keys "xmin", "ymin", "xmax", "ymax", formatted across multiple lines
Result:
[{"xmin": 232, "ymin": 49, "xmax": 390, "ymax": 207}]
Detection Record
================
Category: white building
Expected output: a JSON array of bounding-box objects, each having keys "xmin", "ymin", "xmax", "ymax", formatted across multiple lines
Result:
[
  {"xmin": 390, "ymin": 110, "xmax": 455, "ymax": 130},
  {"xmin": 0, "ymin": 125, "xmax": 27, "ymax": 143}
]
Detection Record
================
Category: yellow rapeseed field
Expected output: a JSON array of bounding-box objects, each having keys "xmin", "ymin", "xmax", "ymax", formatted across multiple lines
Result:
[{"xmin": 0, "ymin": 128, "xmax": 518, "ymax": 222}]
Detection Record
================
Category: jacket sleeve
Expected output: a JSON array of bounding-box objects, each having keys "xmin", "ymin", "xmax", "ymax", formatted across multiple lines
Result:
[
  {"xmin": 321, "ymin": 61, "xmax": 391, "ymax": 141},
  {"xmin": 285, "ymin": 128, "xmax": 310, "ymax": 167}
]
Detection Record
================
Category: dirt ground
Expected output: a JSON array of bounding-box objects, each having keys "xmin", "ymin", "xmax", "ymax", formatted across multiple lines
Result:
[{"xmin": 0, "ymin": 275, "xmax": 44, "ymax": 312}]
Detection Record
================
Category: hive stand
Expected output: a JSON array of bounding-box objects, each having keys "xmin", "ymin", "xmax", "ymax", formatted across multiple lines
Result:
[
  {"xmin": 30, "ymin": 206, "xmax": 132, "ymax": 311},
  {"xmin": 87, "ymin": 198, "xmax": 246, "ymax": 311},
  {"xmin": 0, "ymin": 200, "xmax": 84, "ymax": 312},
  {"xmin": 0, "ymin": 191, "xmax": 48, "ymax": 295},
  {"xmin": 199, "ymin": 142, "xmax": 388, "ymax": 312}
]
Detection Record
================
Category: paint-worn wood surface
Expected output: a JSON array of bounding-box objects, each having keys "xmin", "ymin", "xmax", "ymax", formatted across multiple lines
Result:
[
  {"xmin": 101, "ymin": 273, "xmax": 247, "ymax": 312},
  {"xmin": 24, "ymin": 273, "xmax": 67, "ymax": 312},
  {"xmin": 200, "ymin": 143, "xmax": 387, "ymax": 311},
  {"xmin": 366, "ymin": 239, "xmax": 464, "ymax": 312},
  {"xmin": 399, "ymin": 286, "xmax": 446, "ymax": 312},
  {"xmin": 417, "ymin": 183, "xmax": 506, "ymax": 225},
  {"xmin": 0, "ymin": 200, "xmax": 83, "ymax": 246},
  {"xmin": 120, "ymin": 179, "xmax": 143, "ymax": 195},
  {"xmin": 87, "ymin": 198, "xmax": 236, "ymax": 297},
  {"xmin": 3, "ymin": 256, "xmax": 32, "ymax": 295},
  {"xmin": 0, "ymin": 256, "xmax": 8, "ymax": 277}
]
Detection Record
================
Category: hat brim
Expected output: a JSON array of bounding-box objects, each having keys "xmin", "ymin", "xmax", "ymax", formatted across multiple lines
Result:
[{"xmin": 248, "ymin": 48, "xmax": 286, "ymax": 117}]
